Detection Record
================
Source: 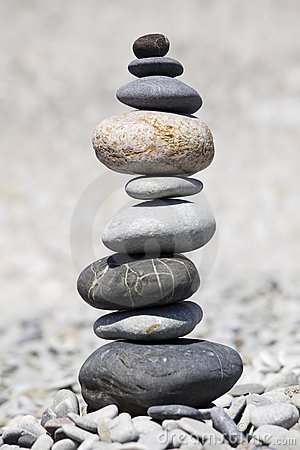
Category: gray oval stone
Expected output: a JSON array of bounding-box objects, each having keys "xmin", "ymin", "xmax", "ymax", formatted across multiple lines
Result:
[
  {"xmin": 125, "ymin": 176, "xmax": 203, "ymax": 200},
  {"xmin": 77, "ymin": 253, "xmax": 200, "ymax": 310},
  {"xmin": 102, "ymin": 199, "xmax": 216, "ymax": 255},
  {"xmin": 93, "ymin": 110, "xmax": 214, "ymax": 176},
  {"xmin": 249, "ymin": 403, "xmax": 299, "ymax": 429},
  {"xmin": 128, "ymin": 57, "xmax": 183, "ymax": 78},
  {"xmin": 93, "ymin": 301, "xmax": 203, "ymax": 340},
  {"xmin": 79, "ymin": 339, "xmax": 243, "ymax": 416},
  {"xmin": 116, "ymin": 76, "xmax": 202, "ymax": 114}
]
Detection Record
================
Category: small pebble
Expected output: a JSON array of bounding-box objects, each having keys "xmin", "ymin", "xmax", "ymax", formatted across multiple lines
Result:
[
  {"xmin": 61, "ymin": 424, "xmax": 95, "ymax": 443},
  {"xmin": 179, "ymin": 417, "xmax": 224, "ymax": 444},
  {"xmin": 2, "ymin": 428, "xmax": 26, "ymax": 445},
  {"xmin": 133, "ymin": 33, "xmax": 170, "ymax": 59},
  {"xmin": 138, "ymin": 430, "xmax": 170, "ymax": 449},
  {"xmin": 52, "ymin": 438, "xmax": 79, "ymax": 450},
  {"xmin": 41, "ymin": 408, "xmax": 57, "ymax": 427},
  {"xmin": 214, "ymin": 394, "xmax": 233, "ymax": 409},
  {"xmin": 53, "ymin": 390, "xmax": 80, "ymax": 416},
  {"xmin": 249, "ymin": 402, "xmax": 299, "ymax": 428},
  {"xmin": 168, "ymin": 428, "xmax": 201, "ymax": 448},
  {"xmin": 246, "ymin": 394, "xmax": 271, "ymax": 407},
  {"xmin": 210, "ymin": 407, "xmax": 247, "ymax": 447},
  {"xmin": 67, "ymin": 413, "xmax": 97, "ymax": 433},
  {"xmin": 44, "ymin": 418, "xmax": 73, "ymax": 435},
  {"xmin": 18, "ymin": 415, "xmax": 46, "ymax": 437},
  {"xmin": 261, "ymin": 389, "xmax": 291, "ymax": 404},
  {"xmin": 85, "ymin": 404, "xmax": 118, "ymax": 421},
  {"xmin": 54, "ymin": 428, "xmax": 68, "ymax": 442},
  {"xmin": 31, "ymin": 434, "xmax": 54, "ymax": 450},
  {"xmin": 227, "ymin": 397, "xmax": 246, "ymax": 421},
  {"xmin": 132, "ymin": 416, "xmax": 162, "ymax": 435},
  {"xmin": 96, "ymin": 416, "xmax": 111, "ymax": 442},
  {"xmin": 251, "ymin": 424, "xmax": 300, "ymax": 448},
  {"xmin": 290, "ymin": 393, "xmax": 300, "ymax": 410},
  {"xmin": 264, "ymin": 370, "xmax": 298, "ymax": 392},
  {"xmin": 109, "ymin": 413, "xmax": 139, "ymax": 444},
  {"xmin": 18, "ymin": 433, "xmax": 38, "ymax": 448},
  {"xmin": 76, "ymin": 435, "xmax": 99, "ymax": 450},
  {"xmin": 229, "ymin": 383, "xmax": 264, "ymax": 397},
  {"xmin": 162, "ymin": 419, "xmax": 179, "ymax": 431}
]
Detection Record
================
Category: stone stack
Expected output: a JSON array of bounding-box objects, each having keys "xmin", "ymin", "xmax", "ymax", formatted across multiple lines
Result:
[{"xmin": 78, "ymin": 33, "xmax": 243, "ymax": 415}]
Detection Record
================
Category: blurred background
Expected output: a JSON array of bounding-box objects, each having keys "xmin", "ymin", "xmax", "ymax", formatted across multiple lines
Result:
[{"xmin": 0, "ymin": 0, "xmax": 299, "ymax": 418}]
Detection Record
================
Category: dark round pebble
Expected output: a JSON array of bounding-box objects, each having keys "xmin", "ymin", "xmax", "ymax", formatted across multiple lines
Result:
[
  {"xmin": 128, "ymin": 57, "xmax": 183, "ymax": 78},
  {"xmin": 79, "ymin": 339, "xmax": 243, "ymax": 416},
  {"xmin": 133, "ymin": 33, "xmax": 170, "ymax": 58}
]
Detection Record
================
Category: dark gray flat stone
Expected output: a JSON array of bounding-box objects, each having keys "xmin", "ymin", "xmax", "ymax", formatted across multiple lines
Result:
[
  {"xmin": 128, "ymin": 57, "xmax": 183, "ymax": 78},
  {"xmin": 133, "ymin": 33, "xmax": 170, "ymax": 59},
  {"xmin": 147, "ymin": 404, "xmax": 210, "ymax": 421},
  {"xmin": 116, "ymin": 76, "xmax": 202, "ymax": 114},
  {"xmin": 77, "ymin": 253, "xmax": 200, "ymax": 310},
  {"xmin": 210, "ymin": 407, "xmax": 247, "ymax": 447},
  {"xmin": 79, "ymin": 339, "xmax": 243, "ymax": 416}
]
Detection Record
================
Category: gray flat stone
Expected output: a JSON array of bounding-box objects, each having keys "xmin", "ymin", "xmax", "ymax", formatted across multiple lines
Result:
[
  {"xmin": 249, "ymin": 403, "xmax": 299, "ymax": 428},
  {"xmin": 148, "ymin": 404, "xmax": 207, "ymax": 421},
  {"xmin": 116, "ymin": 76, "xmax": 202, "ymax": 114},
  {"xmin": 31, "ymin": 434, "xmax": 54, "ymax": 450},
  {"xmin": 227, "ymin": 396, "xmax": 246, "ymax": 421},
  {"xmin": 125, "ymin": 176, "xmax": 203, "ymax": 200},
  {"xmin": 96, "ymin": 416, "xmax": 111, "ymax": 443},
  {"xmin": 94, "ymin": 301, "xmax": 203, "ymax": 341},
  {"xmin": 76, "ymin": 435, "xmax": 99, "ymax": 450},
  {"xmin": 179, "ymin": 418, "xmax": 224, "ymax": 445},
  {"xmin": 45, "ymin": 418, "xmax": 73, "ymax": 435},
  {"xmin": 128, "ymin": 57, "xmax": 183, "ymax": 78},
  {"xmin": 169, "ymin": 428, "xmax": 202, "ymax": 448},
  {"xmin": 213, "ymin": 394, "xmax": 233, "ymax": 409},
  {"xmin": 109, "ymin": 413, "xmax": 139, "ymax": 443},
  {"xmin": 67, "ymin": 414, "xmax": 97, "ymax": 433},
  {"xmin": 138, "ymin": 430, "xmax": 170, "ymax": 449},
  {"xmin": 261, "ymin": 389, "xmax": 291, "ymax": 404},
  {"xmin": 102, "ymin": 199, "xmax": 216, "ymax": 255},
  {"xmin": 53, "ymin": 390, "xmax": 80, "ymax": 416},
  {"xmin": 41, "ymin": 408, "xmax": 57, "ymax": 427},
  {"xmin": 79, "ymin": 339, "xmax": 243, "ymax": 416},
  {"xmin": 17, "ymin": 415, "xmax": 46, "ymax": 437},
  {"xmin": 61, "ymin": 425, "xmax": 95, "ymax": 443},
  {"xmin": 246, "ymin": 394, "xmax": 272, "ymax": 407},
  {"xmin": 85, "ymin": 405, "xmax": 118, "ymax": 421},
  {"xmin": 132, "ymin": 416, "xmax": 163, "ymax": 436},
  {"xmin": 133, "ymin": 33, "xmax": 170, "ymax": 59},
  {"xmin": 93, "ymin": 111, "xmax": 214, "ymax": 176},
  {"xmin": 228, "ymin": 383, "xmax": 264, "ymax": 397},
  {"xmin": 78, "ymin": 254, "xmax": 200, "ymax": 310},
  {"xmin": 210, "ymin": 407, "xmax": 246, "ymax": 447},
  {"xmin": 264, "ymin": 370, "xmax": 298, "ymax": 392},
  {"xmin": 18, "ymin": 433, "xmax": 38, "ymax": 448},
  {"xmin": 162, "ymin": 419, "xmax": 180, "ymax": 431},
  {"xmin": 251, "ymin": 424, "xmax": 300, "ymax": 449}
]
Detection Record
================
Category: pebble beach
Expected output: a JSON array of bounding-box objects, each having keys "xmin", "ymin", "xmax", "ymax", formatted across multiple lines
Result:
[{"xmin": 1, "ymin": 0, "xmax": 300, "ymax": 448}]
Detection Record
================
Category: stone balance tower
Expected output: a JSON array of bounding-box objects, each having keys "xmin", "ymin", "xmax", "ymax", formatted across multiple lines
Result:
[{"xmin": 78, "ymin": 33, "xmax": 243, "ymax": 415}]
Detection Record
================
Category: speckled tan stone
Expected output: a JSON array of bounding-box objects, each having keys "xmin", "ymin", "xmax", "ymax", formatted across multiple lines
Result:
[{"xmin": 92, "ymin": 110, "xmax": 214, "ymax": 175}]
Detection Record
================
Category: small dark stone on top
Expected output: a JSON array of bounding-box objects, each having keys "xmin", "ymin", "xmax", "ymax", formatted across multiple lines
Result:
[{"xmin": 133, "ymin": 33, "xmax": 170, "ymax": 58}]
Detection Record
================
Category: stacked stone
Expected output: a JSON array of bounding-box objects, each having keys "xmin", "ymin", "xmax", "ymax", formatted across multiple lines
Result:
[{"xmin": 78, "ymin": 34, "xmax": 243, "ymax": 416}]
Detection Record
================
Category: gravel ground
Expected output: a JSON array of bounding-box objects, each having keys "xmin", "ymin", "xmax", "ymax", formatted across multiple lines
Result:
[{"xmin": 0, "ymin": 0, "xmax": 299, "ymax": 435}]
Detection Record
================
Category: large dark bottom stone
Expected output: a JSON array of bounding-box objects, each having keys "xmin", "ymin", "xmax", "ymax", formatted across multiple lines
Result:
[{"xmin": 79, "ymin": 339, "xmax": 243, "ymax": 416}]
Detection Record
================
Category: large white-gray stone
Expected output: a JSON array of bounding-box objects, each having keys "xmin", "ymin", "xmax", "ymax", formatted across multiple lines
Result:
[
  {"xmin": 125, "ymin": 176, "xmax": 203, "ymax": 200},
  {"xmin": 102, "ymin": 199, "xmax": 216, "ymax": 255},
  {"xmin": 93, "ymin": 301, "xmax": 203, "ymax": 341}
]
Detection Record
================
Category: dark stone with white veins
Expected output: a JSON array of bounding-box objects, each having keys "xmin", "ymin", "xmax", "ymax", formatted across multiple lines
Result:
[
  {"xmin": 128, "ymin": 57, "xmax": 183, "ymax": 78},
  {"xmin": 79, "ymin": 339, "xmax": 243, "ymax": 416},
  {"xmin": 133, "ymin": 33, "xmax": 170, "ymax": 59},
  {"xmin": 77, "ymin": 253, "xmax": 200, "ymax": 310}
]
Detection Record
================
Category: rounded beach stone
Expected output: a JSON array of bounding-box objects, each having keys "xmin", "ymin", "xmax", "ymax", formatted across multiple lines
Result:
[
  {"xmin": 128, "ymin": 57, "xmax": 183, "ymax": 78},
  {"xmin": 249, "ymin": 403, "xmax": 299, "ymax": 429},
  {"xmin": 79, "ymin": 339, "xmax": 243, "ymax": 416},
  {"xmin": 102, "ymin": 199, "xmax": 216, "ymax": 255},
  {"xmin": 93, "ymin": 301, "xmax": 203, "ymax": 340},
  {"xmin": 125, "ymin": 176, "xmax": 203, "ymax": 200},
  {"xmin": 93, "ymin": 110, "xmax": 214, "ymax": 176},
  {"xmin": 133, "ymin": 33, "xmax": 170, "ymax": 58},
  {"xmin": 77, "ymin": 253, "xmax": 200, "ymax": 310},
  {"xmin": 116, "ymin": 76, "xmax": 202, "ymax": 114}
]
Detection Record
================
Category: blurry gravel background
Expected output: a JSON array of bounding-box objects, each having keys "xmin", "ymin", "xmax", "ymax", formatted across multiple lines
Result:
[{"xmin": 0, "ymin": 0, "xmax": 299, "ymax": 420}]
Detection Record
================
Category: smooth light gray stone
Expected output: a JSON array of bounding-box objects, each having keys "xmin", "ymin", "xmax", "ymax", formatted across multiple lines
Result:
[
  {"xmin": 138, "ymin": 430, "xmax": 170, "ymax": 449},
  {"xmin": 246, "ymin": 394, "xmax": 272, "ymax": 407},
  {"xmin": 169, "ymin": 428, "xmax": 202, "ymax": 448},
  {"xmin": 227, "ymin": 396, "xmax": 246, "ymax": 421},
  {"xmin": 249, "ymin": 403, "xmax": 299, "ymax": 428},
  {"xmin": 78, "ymin": 253, "xmax": 200, "ymax": 310},
  {"xmin": 79, "ymin": 339, "xmax": 243, "ymax": 416},
  {"xmin": 148, "ymin": 403, "xmax": 207, "ymax": 421},
  {"xmin": 67, "ymin": 414, "xmax": 97, "ymax": 433},
  {"xmin": 96, "ymin": 416, "xmax": 111, "ymax": 442},
  {"xmin": 116, "ymin": 76, "xmax": 202, "ymax": 114},
  {"xmin": 128, "ymin": 57, "xmax": 183, "ymax": 78},
  {"xmin": 132, "ymin": 417, "xmax": 163, "ymax": 436},
  {"xmin": 213, "ymin": 394, "xmax": 233, "ymax": 409},
  {"xmin": 85, "ymin": 404, "xmax": 118, "ymax": 421},
  {"xmin": 179, "ymin": 418, "xmax": 224, "ymax": 444},
  {"xmin": 251, "ymin": 424, "xmax": 300, "ymax": 448},
  {"xmin": 261, "ymin": 389, "xmax": 291, "ymax": 404},
  {"xmin": 52, "ymin": 439, "xmax": 78, "ymax": 450},
  {"xmin": 53, "ymin": 390, "xmax": 80, "ymax": 416},
  {"xmin": 76, "ymin": 435, "xmax": 99, "ymax": 450},
  {"xmin": 41, "ymin": 408, "xmax": 57, "ymax": 427},
  {"xmin": 228, "ymin": 383, "xmax": 264, "ymax": 397},
  {"xmin": 237, "ymin": 404, "xmax": 255, "ymax": 433},
  {"xmin": 18, "ymin": 415, "xmax": 46, "ymax": 437},
  {"xmin": 94, "ymin": 301, "xmax": 203, "ymax": 341},
  {"xmin": 109, "ymin": 413, "xmax": 139, "ymax": 443},
  {"xmin": 264, "ymin": 370, "xmax": 298, "ymax": 392},
  {"xmin": 102, "ymin": 199, "xmax": 216, "ymax": 255},
  {"xmin": 210, "ymin": 407, "xmax": 246, "ymax": 447},
  {"xmin": 61, "ymin": 425, "xmax": 95, "ymax": 443},
  {"xmin": 125, "ymin": 176, "xmax": 203, "ymax": 200},
  {"xmin": 162, "ymin": 419, "xmax": 180, "ymax": 431},
  {"xmin": 31, "ymin": 434, "xmax": 54, "ymax": 450}
]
